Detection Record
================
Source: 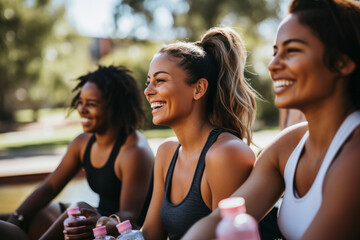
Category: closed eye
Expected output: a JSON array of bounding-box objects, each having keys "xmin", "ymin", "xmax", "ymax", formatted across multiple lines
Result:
[{"xmin": 287, "ymin": 48, "xmax": 300, "ymax": 53}]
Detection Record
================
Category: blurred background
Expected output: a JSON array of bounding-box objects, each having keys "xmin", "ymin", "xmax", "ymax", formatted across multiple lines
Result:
[{"xmin": 0, "ymin": 0, "xmax": 289, "ymax": 212}]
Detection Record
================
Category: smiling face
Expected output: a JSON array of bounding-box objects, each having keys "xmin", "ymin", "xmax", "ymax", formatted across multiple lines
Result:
[
  {"xmin": 144, "ymin": 53, "xmax": 197, "ymax": 126},
  {"xmin": 268, "ymin": 14, "xmax": 341, "ymax": 110},
  {"xmin": 77, "ymin": 82, "xmax": 110, "ymax": 134}
]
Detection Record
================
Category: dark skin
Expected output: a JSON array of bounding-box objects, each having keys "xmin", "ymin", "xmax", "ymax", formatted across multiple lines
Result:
[{"xmin": 4, "ymin": 82, "xmax": 154, "ymax": 240}]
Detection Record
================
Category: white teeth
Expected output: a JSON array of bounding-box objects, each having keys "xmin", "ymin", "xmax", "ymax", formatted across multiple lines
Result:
[
  {"xmin": 81, "ymin": 118, "xmax": 90, "ymax": 124},
  {"xmin": 151, "ymin": 102, "xmax": 165, "ymax": 109},
  {"xmin": 274, "ymin": 80, "xmax": 294, "ymax": 88}
]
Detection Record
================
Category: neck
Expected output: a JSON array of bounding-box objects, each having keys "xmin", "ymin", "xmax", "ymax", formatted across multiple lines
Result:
[
  {"xmin": 301, "ymin": 97, "xmax": 354, "ymax": 152},
  {"xmin": 171, "ymin": 118, "xmax": 214, "ymax": 153},
  {"xmin": 94, "ymin": 128, "xmax": 118, "ymax": 147}
]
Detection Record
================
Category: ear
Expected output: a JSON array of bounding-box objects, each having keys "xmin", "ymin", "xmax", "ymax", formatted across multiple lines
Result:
[
  {"xmin": 193, "ymin": 78, "xmax": 208, "ymax": 100},
  {"xmin": 338, "ymin": 55, "xmax": 356, "ymax": 76}
]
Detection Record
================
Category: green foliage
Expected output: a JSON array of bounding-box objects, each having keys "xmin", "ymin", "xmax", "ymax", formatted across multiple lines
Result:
[{"xmin": 0, "ymin": 0, "xmax": 91, "ymax": 122}]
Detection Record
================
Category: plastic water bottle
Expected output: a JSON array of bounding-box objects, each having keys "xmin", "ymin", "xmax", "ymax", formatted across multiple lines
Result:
[
  {"xmin": 216, "ymin": 197, "xmax": 261, "ymax": 240},
  {"xmin": 63, "ymin": 207, "xmax": 86, "ymax": 239},
  {"xmin": 116, "ymin": 220, "xmax": 144, "ymax": 240},
  {"xmin": 93, "ymin": 226, "xmax": 116, "ymax": 240}
]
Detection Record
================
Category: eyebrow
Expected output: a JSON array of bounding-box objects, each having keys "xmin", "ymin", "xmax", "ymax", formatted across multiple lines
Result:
[
  {"xmin": 273, "ymin": 38, "xmax": 308, "ymax": 49},
  {"xmin": 147, "ymin": 71, "xmax": 170, "ymax": 79},
  {"xmin": 78, "ymin": 97, "xmax": 101, "ymax": 103}
]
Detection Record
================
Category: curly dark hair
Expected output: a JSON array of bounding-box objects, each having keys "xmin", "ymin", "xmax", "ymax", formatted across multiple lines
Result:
[
  {"xmin": 289, "ymin": 0, "xmax": 360, "ymax": 109},
  {"xmin": 70, "ymin": 65, "xmax": 145, "ymax": 136}
]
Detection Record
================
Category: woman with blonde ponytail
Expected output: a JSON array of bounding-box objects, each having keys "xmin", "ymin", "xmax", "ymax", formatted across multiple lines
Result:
[{"xmin": 140, "ymin": 27, "xmax": 257, "ymax": 240}]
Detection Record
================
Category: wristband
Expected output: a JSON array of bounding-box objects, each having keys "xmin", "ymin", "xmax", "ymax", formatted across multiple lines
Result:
[
  {"xmin": 13, "ymin": 211, "xmax": 24, "ymax": 222},
  {"xmin": 109, "ymin": 214, "xmax": 121, "ymax": 223}
]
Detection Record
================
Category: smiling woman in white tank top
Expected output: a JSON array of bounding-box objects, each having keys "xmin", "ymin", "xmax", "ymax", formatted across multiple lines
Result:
[{"xmin": 182, "ymin": 0, "xmax": 360, "ymax": 239}]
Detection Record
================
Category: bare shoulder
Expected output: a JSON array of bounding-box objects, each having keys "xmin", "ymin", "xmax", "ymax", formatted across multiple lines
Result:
[
  {"xmin": 66, "ymin": 132, "xmax": 92, "ymax": 158},
  {"xmin": 257, "ymin": 122, "xmax": 308, "ymax": 173},
  {"xmin": 119, "ymin": 130, "xmax": 155, "ymax": 165},
  {"xmin": 206, "ymin": 131, "xmax": 255, "ymax": 166},
  {"xmin": 155, "ymin": 136, "xmax": 179, "ymax": 164}
]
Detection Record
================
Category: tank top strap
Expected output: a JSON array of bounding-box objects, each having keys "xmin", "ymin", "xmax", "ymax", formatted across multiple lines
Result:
[
  {"xmin": 193, "ymin": 128, "xmax": 225, "ymax": 184},
  {"xmin": 104, "ymin": 131, "xmax": 128, "ymax": 168},
  {"xmin": 164, "ymin": 128, "xmax": 225, "ymax": 193},
  {"xmin": 316, "ymin": 111, "xmax": 360, "ymax": 183},
  {"xmin": 164, "ymin": 144, "xmax": 181, "ymax": 191},
  {"xmin": 83, "ymin": 134, "xmax": 96, "ymax": 167}
]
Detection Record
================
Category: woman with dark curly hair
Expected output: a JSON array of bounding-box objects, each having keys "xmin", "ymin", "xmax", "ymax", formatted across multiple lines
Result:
[{"xmin": 1, "ymin": 65, "xmax": 154, "ymax": 240}]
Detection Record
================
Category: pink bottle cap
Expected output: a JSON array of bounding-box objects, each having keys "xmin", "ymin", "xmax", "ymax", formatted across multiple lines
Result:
[
  {"xmin": 116, "ymin": 220, "xmax": 132, "ymax": 233},
  {"xmin": 67, "ymin": 207, "xmax": 81, "ymax": 215},
  {"xmin": 93, "ymin": 226, "xmax": 107, "ymax": 237},
  {"xmin": 218, "ymin": 197, "xmax": 246, "ymax": 218}
]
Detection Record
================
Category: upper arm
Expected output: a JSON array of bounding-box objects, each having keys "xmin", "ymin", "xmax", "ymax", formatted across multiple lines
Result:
[
  {"xmin": 302, "ymin": 135, "xmax": 360, "ymax": 240},
  {"xmin": 141, "ymin": 140, "xmax": 178, "ymax": 240},
  {"xmin": 229, "ymin": 125, "xmax": 307, "ymax": 221},
  {"xmin": 206, "ymin": 138, "xmax": 255, "ymax": 210},
  {"xmin": 117, "ymin": 143, "xmax": 154, "ymax": 222},
  {"xmin": 42, "ymin": 134, "xmax": 86, "ymax": 193}
]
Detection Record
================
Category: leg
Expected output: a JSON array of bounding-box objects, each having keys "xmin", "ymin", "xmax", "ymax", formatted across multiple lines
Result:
[
  {"xmin": 0, "ymin": 220, "xmax": 30, "ymax": 240},
  {"xmin": 28, "ymin": 202, "xmax": 69, "ymax": 240}
]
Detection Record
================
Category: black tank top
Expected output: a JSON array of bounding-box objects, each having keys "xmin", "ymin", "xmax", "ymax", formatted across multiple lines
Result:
[
  {"xmin": 83, "ymin": 134, "xmax": 125, "ymax": 216},
  {"xmin": 83, "ymin": 134, "xmax": 152, "ymax": 226},
  {"xmin": 160, "ymin": 128, "xmax": 224, "ymax": 240}
]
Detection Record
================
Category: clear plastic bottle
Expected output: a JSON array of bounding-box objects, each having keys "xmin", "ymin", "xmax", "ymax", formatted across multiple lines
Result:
[
  {"xmin": 63, "ymin": 207, "xmax": 86, "ymax": 240},
  {"xmin": 93, "ymin": 225, "xmax": 116, "ymax": 240},
  {"xmin": 216, "ymin": 197, "xmax": 261, "ymax": 240},
  {"xmin": 116, "ymin": 220, "xmax": 144, "ymax": 240}
]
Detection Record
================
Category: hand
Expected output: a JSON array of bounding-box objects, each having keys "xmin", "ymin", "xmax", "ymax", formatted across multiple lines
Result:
[
  {"xmin": 64, "ymin": 208, "xmax": 101, "ymax": 240},
  {"xmin": 96, "ymin": 216, "xmax": 120, "ymax": 237}
]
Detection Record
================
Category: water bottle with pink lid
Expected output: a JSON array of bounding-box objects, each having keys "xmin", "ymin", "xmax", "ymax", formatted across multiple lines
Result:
[
  {"xmin": 216, "ymin": 197, "xmax": 261, "ymax": 240},
  {"xmin": 63, "ymin": 207, "xmax": 86, "ymax": 239},
  {"xmin": 92, "ymin": 225, "xmax": 116, "ymax": 240},
  {"xmin": 116, "ymin": 220, "xmax": 144, "ymax": 240}
]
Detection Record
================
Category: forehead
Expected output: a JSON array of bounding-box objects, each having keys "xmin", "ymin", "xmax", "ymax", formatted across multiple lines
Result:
[
  {"xmin": 80, "ymin": 82, "xmax": 103, "ymax": 99},
  {"xmin": 274, "ymin": 14, "xmax": 320, "ymax": 45},
  {"xmin": 148, "ymin": 53, "xmax": 183, "ymax": 74}
]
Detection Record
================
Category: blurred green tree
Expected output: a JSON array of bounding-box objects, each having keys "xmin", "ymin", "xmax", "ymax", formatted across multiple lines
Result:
[{"xmin": 0, "ymin": 0, "xmax": 91, "ymax": 124}]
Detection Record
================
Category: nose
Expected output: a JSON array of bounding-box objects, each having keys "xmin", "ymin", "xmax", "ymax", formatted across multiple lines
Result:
[
  {"xmin": 268, "ymin": 54, "xmax": 283, "ymax": 73},
  {"xmin": 144, "ymin": 81, "xmax": 155, "ymax": 98},
  {"xmin": 77, "ymin": 103, "xmax": 87, "ymax": 114}
]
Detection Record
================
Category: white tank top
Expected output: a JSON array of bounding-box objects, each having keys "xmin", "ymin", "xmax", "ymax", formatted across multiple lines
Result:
[{"xmin": 278, "ymin": 111, "xmax": 360, "ymax": 240}]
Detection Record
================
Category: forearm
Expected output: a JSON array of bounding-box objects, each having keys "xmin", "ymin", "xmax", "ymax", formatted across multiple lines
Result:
[
  {"xmin": 181, "ymin": 208, "xmax": 221, "ymax": 240},
  {"xmin": 11, "ymin": 184, "xmax": 58, "ymax": 224}
]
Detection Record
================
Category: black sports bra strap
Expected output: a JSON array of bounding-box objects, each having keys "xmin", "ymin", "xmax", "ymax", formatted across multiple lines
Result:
[
  {"xmin": 193, "ymin": 128, "xmax": 224, "ymax": 182},
  {"xmin": 83, "ymin": 134, "xmax": 96, "ymax": 166}
]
